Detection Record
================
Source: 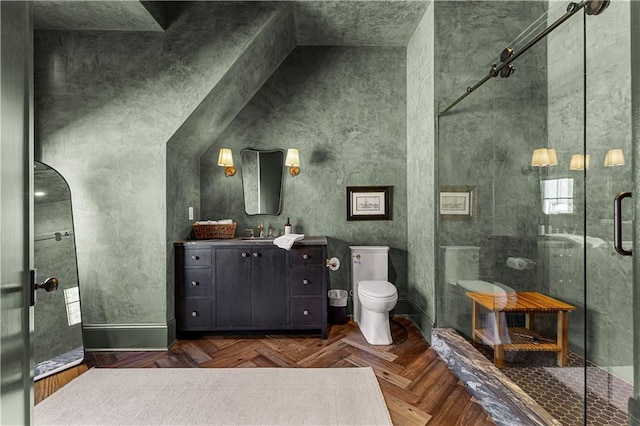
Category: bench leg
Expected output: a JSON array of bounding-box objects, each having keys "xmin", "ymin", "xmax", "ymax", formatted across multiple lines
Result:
[
  {"xmin": 471, "ymin": 301, "xmax": 480, "ymax": 346},
  {"xmin": 494, "ymin": 311, "xmax": 505, "ymax": 368},
  {"xmin": 557, "ymin": 311, "xmax": 569, "ymax": 367}
]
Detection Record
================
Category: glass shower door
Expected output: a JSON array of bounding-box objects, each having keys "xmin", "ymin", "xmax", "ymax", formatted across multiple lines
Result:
[
  {"xmin": 583, "ymin": 0, "xmax": 634, "ymax": 421},
  {"xmin": 436, "ymin": 0, "xmax": 637, "ymax": 423}
]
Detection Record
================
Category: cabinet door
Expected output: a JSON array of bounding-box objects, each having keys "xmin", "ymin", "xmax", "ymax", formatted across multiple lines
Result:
[
  {"xmin": 251, "ymin": 248, "xmax": 286, "ymax": 326},
  {"xmin": 216, "ymin": 248, "xmax": 251, "ymax": 327}
]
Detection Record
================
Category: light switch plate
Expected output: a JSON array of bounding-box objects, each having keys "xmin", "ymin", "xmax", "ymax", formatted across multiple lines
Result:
[{"xmin": 188, "ymin": 206, "xmax": 194, "ymax": 220}]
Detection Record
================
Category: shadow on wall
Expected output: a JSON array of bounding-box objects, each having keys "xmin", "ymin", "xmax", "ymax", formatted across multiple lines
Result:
[{"xmin": 309, "ymin": 147, "xmax": 336, "ymax": 165}]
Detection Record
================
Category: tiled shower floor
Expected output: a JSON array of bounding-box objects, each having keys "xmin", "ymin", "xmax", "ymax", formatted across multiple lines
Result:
[{"xmin": 476, "ymin": 346, "xmax": 632, "ymax": 425}]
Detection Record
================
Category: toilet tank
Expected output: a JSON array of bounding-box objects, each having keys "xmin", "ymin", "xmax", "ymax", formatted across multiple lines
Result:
[
  {"xmin": 350, "ymin": 246, "xmax": 389, "ymax": 284},
  {"xmin": 441, "ymin": 246, "xmax": 480, "ymax": 284}
]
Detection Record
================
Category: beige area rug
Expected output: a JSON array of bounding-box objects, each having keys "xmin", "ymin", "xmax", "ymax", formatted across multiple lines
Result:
[{"xmin": 35, "ymin": 367, "xmax": 392, "ymax": 425}]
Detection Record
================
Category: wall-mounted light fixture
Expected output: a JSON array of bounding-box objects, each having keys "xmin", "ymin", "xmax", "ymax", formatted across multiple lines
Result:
[
  {"xmin": 604, "ymin": 148, "xmax": 625, "ymax": 167},
  {"xmin": 531, "ymin": 148, "xmax": 557, "ymax": 167},
  {"xmin": 569, "ymin": 154, "xmax": 590, "ymax": 171},
  {"xmin": 285, "ymin": 148, "xmax": 300, "ymax": 177},
  {"xmin": 217, "ymin": 148, "xmax": 236, "ymax": 177}
]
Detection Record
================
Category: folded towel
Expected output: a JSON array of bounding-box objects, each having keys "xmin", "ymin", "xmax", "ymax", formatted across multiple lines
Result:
[
  {"xmin": 195, "ymin": 219, "xmax": 233, "ymax": 225},
  {"xmin": 273, "ymin": 234, "xmax": 304, "ymax": 250}
]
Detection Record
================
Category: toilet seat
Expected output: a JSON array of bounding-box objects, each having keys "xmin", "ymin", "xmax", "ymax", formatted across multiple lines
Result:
[{"xmin": 358, "ymin": 280, "xmax": 397, "ymax": 299}]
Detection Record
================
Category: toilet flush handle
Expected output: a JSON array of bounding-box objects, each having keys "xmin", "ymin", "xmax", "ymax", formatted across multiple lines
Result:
[{"xmin": 352, "ymin": 254, "xmax": 361, "ymax": 264}]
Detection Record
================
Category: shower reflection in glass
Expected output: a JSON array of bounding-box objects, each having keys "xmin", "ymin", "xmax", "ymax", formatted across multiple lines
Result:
[{"xmin": 34, "ymin": 161, "xmax": 84, "ymax": 380}]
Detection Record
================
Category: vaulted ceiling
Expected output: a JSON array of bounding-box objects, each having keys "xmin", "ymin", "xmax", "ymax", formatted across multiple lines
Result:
[{"xmin": 33, "ymin": 1, "xmax": 430, "ymax": 46}]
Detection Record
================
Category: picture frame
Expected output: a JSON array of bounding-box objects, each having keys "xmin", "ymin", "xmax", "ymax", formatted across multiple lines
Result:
[
  {"xmin": 439, "ymin": 186, "xmax": 476, "ymax": 220},
  {"xmin": 346, "ymin": 186, "xmax": 392, "ymax": 221}
]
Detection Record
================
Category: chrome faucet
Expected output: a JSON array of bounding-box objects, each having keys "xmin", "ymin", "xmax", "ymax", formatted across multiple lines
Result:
[{"xmin": 257, "ymin": 223, "xmax": 264, "ymax": 238}]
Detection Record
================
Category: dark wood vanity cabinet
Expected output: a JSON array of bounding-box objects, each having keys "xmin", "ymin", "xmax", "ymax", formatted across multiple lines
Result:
[
  {"xmin": 174, "ymin": 237, "xmax": 327, "ymax": 338},
  {"xmin": 215, "ymin": 247, "xmax": 286, "ymax": 327}
]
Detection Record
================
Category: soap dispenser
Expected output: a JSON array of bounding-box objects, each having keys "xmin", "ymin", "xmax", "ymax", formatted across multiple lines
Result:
[{"xmin": 284, "ymin": 217, "xmax": 292, "ymax": 235}]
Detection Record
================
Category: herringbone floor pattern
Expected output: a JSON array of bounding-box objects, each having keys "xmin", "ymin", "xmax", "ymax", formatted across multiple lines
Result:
[{"xmin": 37, "ymin": 317, "xmax": 494, "ymax": 425}]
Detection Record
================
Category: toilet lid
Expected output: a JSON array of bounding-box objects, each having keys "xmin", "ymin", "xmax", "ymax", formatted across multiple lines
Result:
[{"xmin": 358, "ymin": 280, "xmax": 397, "ymax": 298}]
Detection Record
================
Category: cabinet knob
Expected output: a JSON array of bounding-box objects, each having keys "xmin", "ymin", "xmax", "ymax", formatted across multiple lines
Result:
[
  {"xmin": 253, "ymin": 252, "xmax": 259, "ymax": 258},
  {"xmin": 302, "ymin": 279, "xmax": 309, "ymax": 285},
  {"xmin": 241, "ymin": 252, "xmax": 249, "ymax": 258},
  {"xmin": 191, "ymin": 281, "xmax": 199, "ymax": 286},
  {"xmin": 303, "ymin": 310, "xmax": 309, "ymax": 316},
  {"xmin": 302, "ymin": 253, "xmax": 309, "ymax": 260},
  {"xmin": 191, "ymin": 255, "xmax": 199, "ymax": 261},
  {"xmin": 191, "ymin": 311, "xmax": 198, "ymax": 317}
]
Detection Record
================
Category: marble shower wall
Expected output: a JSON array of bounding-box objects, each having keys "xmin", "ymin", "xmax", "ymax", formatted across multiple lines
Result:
[
  {"xmin": 435, "ymin": 0, "xmax": 548, "ymax": 327},
  {"xmin": 35, "ymin": 3, "xmax": 286, "ymax": 331},
  {"xmin": 200, "ymin": 47, "xmax": 408, "ymax": 300},
  {"xmin": 407, "ymin": 3, "xmax": 436, "ymax": 333}
]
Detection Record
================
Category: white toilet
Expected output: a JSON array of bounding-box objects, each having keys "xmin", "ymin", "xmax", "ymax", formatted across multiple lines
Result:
[{"xmin": 350, "ymin": 246, "xmax": 398, "ymax": 345}]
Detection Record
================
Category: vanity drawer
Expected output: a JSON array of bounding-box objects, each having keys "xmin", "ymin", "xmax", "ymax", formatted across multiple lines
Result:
[
  {"xmin": 177, "ymin": 299, "xmax": 212, "ymax": 329},
  {"xmin": 290, "ymin": 298, "xmax": 322, "ymax": 326},
  {"xmin": 180, "ymin": 248, "xmax": 212, "ymax": 267},
  {"xmin": 176, "ymin": 269, "xmax": 212, "ymax": 298},
  {"xmin": 290, "ymin": 247, "xmax": 324, "ymax": 266},
  {"xmin": 290, "ymin": 269, "xmax": 323, "ymax": 296}
]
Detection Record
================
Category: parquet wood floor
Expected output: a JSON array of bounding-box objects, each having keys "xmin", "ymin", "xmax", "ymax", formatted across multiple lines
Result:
[{"xmin": 36, "ymin": 317, "xmax": 494, "ymax": 425}]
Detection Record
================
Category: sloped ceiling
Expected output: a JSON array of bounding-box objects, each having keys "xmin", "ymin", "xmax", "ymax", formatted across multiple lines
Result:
[
  {"xmin": 33, "ymin": 1, "xmax": 166, "ymax": 31},
  {"xmin": 33, "ymin": 1, "xmax": 430, "ymax": 46},
  {"xmin": 294, "ymin": 1, "xmax": 430, "ymax": 46}
]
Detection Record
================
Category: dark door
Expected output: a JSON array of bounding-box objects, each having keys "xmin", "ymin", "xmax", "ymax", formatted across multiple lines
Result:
[
  {"xmin": 251, "ymin": 248, "xmax": 286, "ymax": 326},
  {"xmin": 216, "ymin": 248, "xmax": 251, "ymax": 327}
]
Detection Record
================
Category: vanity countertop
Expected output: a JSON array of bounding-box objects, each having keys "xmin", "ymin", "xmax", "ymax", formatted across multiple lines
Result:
[{"xmin": 175, "ymin": 236, "xmax": 328, "ymax": 246}]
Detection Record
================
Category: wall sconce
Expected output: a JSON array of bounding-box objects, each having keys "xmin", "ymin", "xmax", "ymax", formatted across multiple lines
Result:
[
  {"xmin": 604, "ymin": 148, "xmax": 625, "ymax": 167},
  {"xmin": 285, "ymin": 148, "xmax": 300, "ymax": 177},
  {"xmin": 569, "ymin": 154, "xmax": 590, "ymax": 170},
  {"xmin": 217, "ymin": 148, "xmax": 236, "ymax": 177},
  {"xmin": 531, "ymin": 148, "xmax": 557, "ymax": 167}
]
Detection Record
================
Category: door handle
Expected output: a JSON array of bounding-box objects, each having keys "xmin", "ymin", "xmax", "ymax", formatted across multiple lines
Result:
[
  {"xmin": 30, "ymin": 269, "xmax": 59, "ymax": 306},
  {"xmin": 614, "ymin": 192, "xmax": 632, "ymax": 256}
]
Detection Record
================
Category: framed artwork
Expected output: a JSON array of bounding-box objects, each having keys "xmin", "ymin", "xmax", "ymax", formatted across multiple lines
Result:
[
  {"xmin": 440, "ymin": 186, "xmax": 476, "ymax": 220},
  {"xmin": 346, "ymin": 186, "xmax": 392, "ymax": 221}
]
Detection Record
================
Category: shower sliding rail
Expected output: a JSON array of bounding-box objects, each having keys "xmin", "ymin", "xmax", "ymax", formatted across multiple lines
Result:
[{"xmin": 438, "ymin": 0, "xmax": 608, "ymax": 116}]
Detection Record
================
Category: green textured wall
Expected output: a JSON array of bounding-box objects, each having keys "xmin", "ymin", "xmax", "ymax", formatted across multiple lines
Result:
[
  {"xmin": 407, "ymin": 3, "xmax": 436, "ymax": 336},
  {"xmin": 200, "ymin": 46, "xmax": 409, "ymax": 302},
  {"xmin": 35, "ymin": 3, "xmax": 287, "ymax": 344}
]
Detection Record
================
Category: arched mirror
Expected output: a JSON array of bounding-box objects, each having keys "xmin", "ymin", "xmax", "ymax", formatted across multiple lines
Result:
[
  {"xmin": 34, "ymin": 161, "xmax": 84, "ymax": 380},
  {"xmin": 241, "ymin": 149, "xmax": 285, "ymax": 215}
]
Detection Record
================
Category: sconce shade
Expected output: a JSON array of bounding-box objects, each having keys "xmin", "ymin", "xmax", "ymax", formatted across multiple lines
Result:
[
  {"xmin": 604, "ymin": 149, "xmax": 625, "ymax": 167},
  {"xmin": 531, "ymin": 148, "xmax": 550, "ymax": 167},
  {"xmin": 547, "ymin": 149, "xmax": 558, "ymax": 166},
  {"xmin": 218, "ymin": 148, "xmax": 234, "ymax": 167},
  {"xmin": 217, "ymin": 148, "xmax": 236, "ymax": 177},
  {"xmin": 285, "ymin": 149, "xmax": 300, "ymax": 167},
  {"xmin": 569, "ymin": 154, "xmax": 590, "ymax": 170},
  {"xmin": 285, "ymin": 148, "xmax": 300, "ymax": 177}
]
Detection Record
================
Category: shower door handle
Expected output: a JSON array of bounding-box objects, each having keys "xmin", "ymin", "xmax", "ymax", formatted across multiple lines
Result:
[{"xmin": 614, "ymin": 192, "xmax": 632, "ymax": 256}]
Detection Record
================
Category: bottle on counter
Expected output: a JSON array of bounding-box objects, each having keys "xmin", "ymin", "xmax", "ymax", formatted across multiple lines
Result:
[{"xmin": 284, "ymin": 217, "xmax": 292, "ymax": 235}]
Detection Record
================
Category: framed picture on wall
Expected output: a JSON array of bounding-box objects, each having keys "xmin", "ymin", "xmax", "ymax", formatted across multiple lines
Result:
[
  {"xmin": 346, "ymin": 186, "xmax": 393, "ymax": 221},
  {"xmin": 440, "ymin": 186, "xmax": 476, "ymax": 220}
]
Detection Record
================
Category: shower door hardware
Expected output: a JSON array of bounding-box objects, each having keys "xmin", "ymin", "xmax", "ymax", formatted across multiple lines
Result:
[
  {"xmin": 614, "ymin": 192, "xmax": 632, "ymax": 256},
  {"xmin": 439, "ymin": 0, "xmax": 609, "ymax": 116}
]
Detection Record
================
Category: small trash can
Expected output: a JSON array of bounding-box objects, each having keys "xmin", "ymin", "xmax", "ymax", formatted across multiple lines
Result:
[{"xmin": 328, "ymin": 289, "xmax": 348, "ymax": 325}]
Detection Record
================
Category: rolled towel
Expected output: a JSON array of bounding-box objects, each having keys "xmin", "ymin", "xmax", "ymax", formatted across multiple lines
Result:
[{"xmin": 273, "ymin": 234, "xmax": 304, "ymax": 250}]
